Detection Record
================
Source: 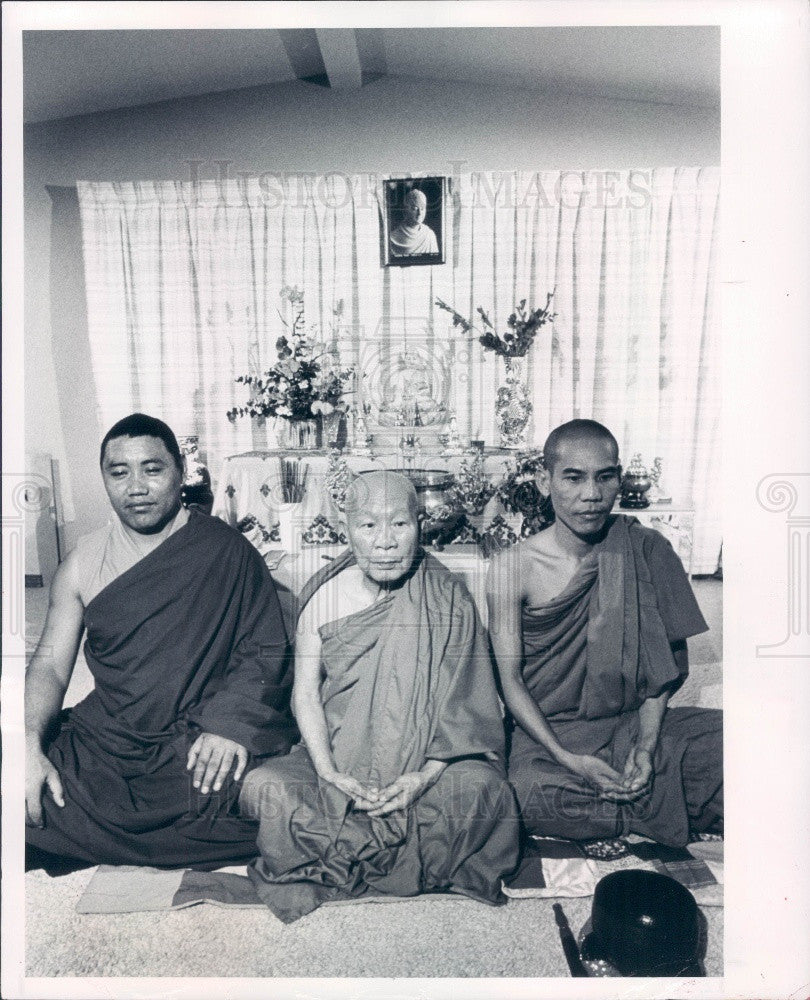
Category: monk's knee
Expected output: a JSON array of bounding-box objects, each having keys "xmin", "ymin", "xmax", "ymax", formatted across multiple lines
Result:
[
  {"xmin": 239, "ymin": 755, "xmax": 313, "ymax": 822},
  {"xmin": 439, "ymin": 759, "xmax": 517, "ymax": 824},
  {"xmin": 509, "ymin": 760, "xmax": 601, "ymax": 837}
]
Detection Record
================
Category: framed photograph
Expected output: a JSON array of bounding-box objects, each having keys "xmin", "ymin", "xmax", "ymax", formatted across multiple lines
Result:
[{"xmin": 382, "ymin": 176, "xmax": 446, "ymax": 267}]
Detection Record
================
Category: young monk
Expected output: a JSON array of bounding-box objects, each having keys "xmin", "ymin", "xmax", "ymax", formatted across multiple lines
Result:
[
  {"xmin": 488, "ymin": 420, "xmax": 723, "ymax": 848},
  {"xmin": 26, "ymin": 413, "xmax": 296, "ymax": 872}
]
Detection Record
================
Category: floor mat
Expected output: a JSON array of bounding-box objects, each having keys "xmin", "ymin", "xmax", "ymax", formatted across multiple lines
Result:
[
  {"xmin": 75, "ymin": 865, "xmax": 463, "ymax": 914},
  {"xmin": 503, "ymin": 836, "xmax": 723, "ymax": 907}
]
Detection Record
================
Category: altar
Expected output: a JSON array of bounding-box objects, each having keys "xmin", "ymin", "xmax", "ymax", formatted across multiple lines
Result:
[
  {"xmin": 212, "ymin": 447, "xmax": 531, "ymax": 551},
  {"xmin": 211, "ymin": 449, "xmax": 696, "ymax": 575},
  {"xmin": 269, "ymin": 543, "xmax": 491, "ymax": 629}
]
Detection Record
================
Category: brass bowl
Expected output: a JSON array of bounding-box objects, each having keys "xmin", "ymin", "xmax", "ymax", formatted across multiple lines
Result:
[{"xmin": 403, "ymin": 469, "xmax": 463, "ymax": 544}]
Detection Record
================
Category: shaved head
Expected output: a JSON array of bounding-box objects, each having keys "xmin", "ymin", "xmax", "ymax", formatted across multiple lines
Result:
[
  {"xmin": 344, "ymin": 471, "xmax": 418, "ymax": 519},
  {"xmin": 343, "ymin": 471, "xmax": 419, "ymax": 585},
  {"xmin": 543, "ymin": 419, "xmax": 619, "ymax": 474}
]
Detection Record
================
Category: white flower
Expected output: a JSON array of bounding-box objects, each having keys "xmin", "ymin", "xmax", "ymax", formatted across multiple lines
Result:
[{"xmin": 276, "ymin": 405, "xmax": 292, "ymax": 417}]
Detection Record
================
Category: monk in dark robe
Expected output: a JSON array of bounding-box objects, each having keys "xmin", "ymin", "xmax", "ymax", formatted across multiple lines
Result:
[
  {"xmin": 241, "ymin": 471, "xmax": 518, "ymax": 922},
  {"xmin": 487, "ymin": 420, "xmax": 722, "ymax": 848},
  {"xmin": 25, "ymin": 413, "xmax": 296, "ymax": 873}
]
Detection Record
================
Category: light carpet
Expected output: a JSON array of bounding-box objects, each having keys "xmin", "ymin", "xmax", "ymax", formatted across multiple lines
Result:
[
  {"xmin": 25, "ymin": 865, "xmax": 723, "ymax": 978},
  {"xmin": 24, "ymin": 578, "xmax": 724, "ymax": 978}
]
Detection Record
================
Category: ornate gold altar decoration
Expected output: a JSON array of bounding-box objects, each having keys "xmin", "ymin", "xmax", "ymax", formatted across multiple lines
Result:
[{"xmin": 358, "ymin": 336, "xmax": 455, "ymax": 447}]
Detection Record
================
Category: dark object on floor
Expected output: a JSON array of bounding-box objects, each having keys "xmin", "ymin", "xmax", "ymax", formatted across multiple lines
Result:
[
  {"xmin": 579, "ymin": 869, "xmax": 703, "ymax": 977},
  {"xmin": 552, "ymin": 903, "xmax": 588, "ymax": 976},
  {"xmin": 581, "ymin": 837, "xmax": 629, "ymax": 860}
]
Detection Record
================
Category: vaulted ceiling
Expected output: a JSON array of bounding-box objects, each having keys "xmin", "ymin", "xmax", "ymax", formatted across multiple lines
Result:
[{"xmin": 23, "ymin": 26, "xmax": 720, "ymax": 125}]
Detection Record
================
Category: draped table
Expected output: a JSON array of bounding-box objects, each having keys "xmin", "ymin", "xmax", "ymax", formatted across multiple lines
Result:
[
  {"xmin": 211, "ymin": 452, "xmax": 696, "ymax": 614},
  {"xmin": 267, "ymin": 544, "xmax": 491, "ymax": 634},
  {"xmin": 211, "ymin": 448, "xmax": 528, "ymax": 551}
]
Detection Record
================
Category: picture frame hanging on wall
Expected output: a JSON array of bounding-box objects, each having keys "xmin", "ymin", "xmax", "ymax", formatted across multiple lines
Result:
[{"xmin": 381, "ymin": 176, "xmax": 447, "ymax": 267}]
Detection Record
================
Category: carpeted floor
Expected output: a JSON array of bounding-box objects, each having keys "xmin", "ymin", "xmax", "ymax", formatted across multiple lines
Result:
[
  {"xmin": 23, "ymin": 578, "xmax": 723, "ymax": 979},
  {"xmin": 24, "ymin": 868, "xmax": 722, "ymax": 978}
]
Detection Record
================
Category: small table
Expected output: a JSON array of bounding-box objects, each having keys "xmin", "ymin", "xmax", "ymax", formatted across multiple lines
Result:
[
  {"xmin": 267, "ymin": 544, "xmax": 491, "ymax": 633},
  {"xmin": 613, "ymin": 502, "xmax": 696, "ymax": 576}
]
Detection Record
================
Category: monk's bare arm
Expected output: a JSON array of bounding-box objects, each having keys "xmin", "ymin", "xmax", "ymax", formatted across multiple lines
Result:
[
  {"xmin": 486, "ymin": 547, "xmax": 629, "ymax": 798},
  {"xmin": 486, "ymin": 548, "xmax": 573, "ymax": 765},
  {"xmin": 292, "ymin": 604, "xmax": 380, "ymax": 809},
  {"xmin": 26, "ymin": 552, "xmax": 84, "ymax": 743},
  {"xmin": 620, "ymin": 642, "xmax": 685, "ymax": 793},
  {"xmin": 291, "ymin": 608, "xmax": 333, "ymax": 778},
  {"xmin": 25, "ymin": 551, "xmax": 85, "ymax": 824}
]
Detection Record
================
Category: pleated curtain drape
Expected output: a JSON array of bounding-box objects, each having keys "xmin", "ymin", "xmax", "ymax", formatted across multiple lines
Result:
[{"xmin": 77, "ymin": 167, "xmax": 720, "ymax": 571}]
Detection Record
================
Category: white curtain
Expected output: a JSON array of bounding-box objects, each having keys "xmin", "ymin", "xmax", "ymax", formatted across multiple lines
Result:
[{"xmin": 77, "ymin": 168, "xmax": 720, "ymax": 571}]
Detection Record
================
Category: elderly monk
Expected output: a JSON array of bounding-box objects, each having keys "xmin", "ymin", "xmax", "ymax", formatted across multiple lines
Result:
[
  {"xmin": 25, "ymin": 413, "xmax": 296, "ymax": 873},
  {"xmin": 241, "ymin": 470, "xmax": 518, "ymax": 922},
  {"xmin": 389, "ymin": 188, "xmax": 439, "ymax": 257},
  {"xmin": 487, "ymin": 420, "xmax": 723, "ymax": 848}
]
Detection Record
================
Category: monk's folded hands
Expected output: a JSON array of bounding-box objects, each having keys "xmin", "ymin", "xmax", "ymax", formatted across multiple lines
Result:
[
  {"xmin": 318, "ymin": 768, "xmax": 382, "ymax": 810},
  {"xmin": 366, "ymin": 762, "xmax": 447, "ymax": 818},
  {"xmin": 562, "ymin": 753, "xmax": 638, "ymax": 801},
  {"xmin": 187, "ymin": 732, "xmax": 249, "ymax": 794}
]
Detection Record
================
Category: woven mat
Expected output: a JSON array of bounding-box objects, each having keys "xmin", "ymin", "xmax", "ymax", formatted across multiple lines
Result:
[
  {"xmin": 75, "ymin": 838, "xmax": 722, "ymax": 914},
  {"xmin": 503, "ymin": 836, "xmax": 723, "ymax": 907}
]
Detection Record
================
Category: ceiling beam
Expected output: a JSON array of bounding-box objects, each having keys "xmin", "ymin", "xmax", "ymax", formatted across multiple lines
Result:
[{"xmin": 314, "ymin": 29, "xmax": 363, "ymax": 91}]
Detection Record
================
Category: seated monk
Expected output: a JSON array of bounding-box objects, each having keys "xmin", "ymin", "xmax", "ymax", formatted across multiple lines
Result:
[
  {"xmin": 487, "ymin": 420, "xmax": 723, "ymax": 848},
  {"xmin": 389, "ymin": 189, "xmax": 439, "ymax": 257},
  {"xmin": 240, "ymin": 471, "xmax": 519, "ymax": 922},
  {"xmin": 25, "ymin": 414, "xmax": 297, "ymax": 873}
]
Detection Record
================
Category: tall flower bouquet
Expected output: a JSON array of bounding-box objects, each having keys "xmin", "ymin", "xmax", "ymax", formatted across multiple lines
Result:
[
  {"xmin": 227, "ymin": 287, "xmax": 354, "ymax": 424},
  {"xmin": 435, "ymin": 293, "xmax": 555, "ymax": 360},
  {"xmin": 435, "ymin": 293, "xmax": 555, "ymax": 449}
]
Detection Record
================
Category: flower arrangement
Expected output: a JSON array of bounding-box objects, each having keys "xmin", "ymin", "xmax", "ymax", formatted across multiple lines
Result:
[
  {"xmin": 496, "ymin": 450, "xmax": 554, "ymax": 524},
  {"xmin": 227, "ymin": 287, "xmax": 354, "ymax": 423},
  {"xmin": 448, "ymin": 452, "xmax": 495, "ymax": 516},
  {"xmin": 435, "ymin": 292, "xmax": 555, "ymax": 359}
]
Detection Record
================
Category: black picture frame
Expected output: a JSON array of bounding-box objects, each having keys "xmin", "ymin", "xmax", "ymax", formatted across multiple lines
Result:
[{"xmin": 381, "ymin": 176, "xmax": 447, "ymax": 267}]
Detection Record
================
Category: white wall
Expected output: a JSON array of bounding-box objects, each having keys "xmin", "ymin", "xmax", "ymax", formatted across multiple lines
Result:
[{"xmin": 24, "ymin": 74, "xmax": 720, "ymax": 548}]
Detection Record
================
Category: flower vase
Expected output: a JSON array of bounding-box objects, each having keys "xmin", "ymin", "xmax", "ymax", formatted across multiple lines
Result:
[
  {"xmin": 275, "ymin": 417, "xmax": 323, "ymax": 451},
  {"xmin": 322, "ymin": 410, "xmax": 347, "ymax": 450},
  {"xmin": 178, "ymin": 435, "xmax": 214, "ymax": 514},
  {"xmin": 277, "ymin": 502, "xmax": 304, "ymax": 553},
  {"xmin": 495, "ymin": 357, "xmax": 532, "ymax": 449}
]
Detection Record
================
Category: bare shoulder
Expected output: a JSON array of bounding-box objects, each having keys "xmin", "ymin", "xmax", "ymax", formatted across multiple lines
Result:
[
  {"xmin": 486, "ymin": 536, "xmax": 538, "ymax": 604},
  {"xmin": 298, "ymin": 565, "xmax": 362, "ymax": 637},
  {"xmin": 520, "ymin": 527, "xmax": 556, "ymax": 557},
  {"xmin": 48, "ymin": 547, "xmax": 83, "ymax": 606}
]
